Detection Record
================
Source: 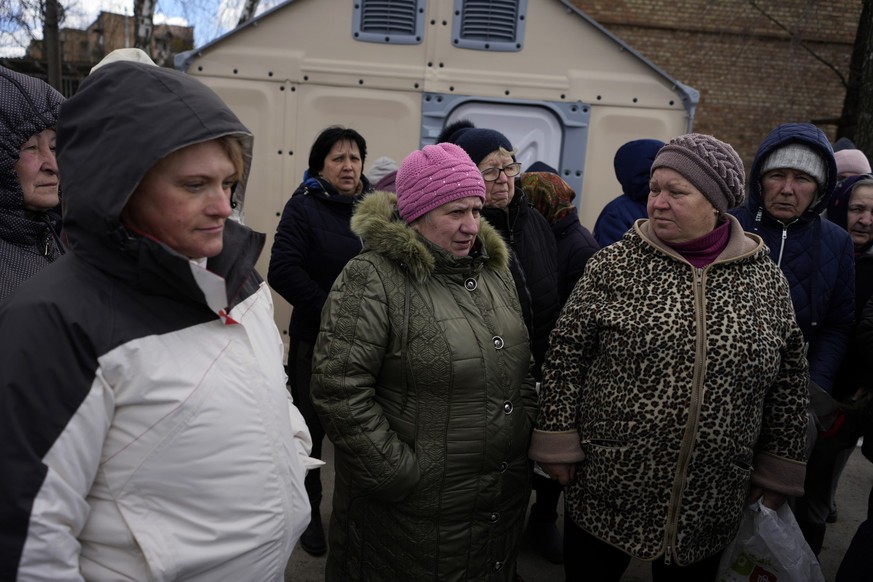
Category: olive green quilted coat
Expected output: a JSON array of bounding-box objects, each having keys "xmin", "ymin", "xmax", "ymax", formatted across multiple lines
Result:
[{"xmin": 312, "ymin": 191, "xmax": 537, "ymax": 581}]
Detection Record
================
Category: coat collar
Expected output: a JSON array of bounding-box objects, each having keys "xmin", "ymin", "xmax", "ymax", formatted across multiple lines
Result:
[
  {"xmin": 635, "ymin": 214, "xmax": 764, "ymax": 265},
  {"xmin": 350, "ymin": 190, "xmax": 509, "ymax": 283}
]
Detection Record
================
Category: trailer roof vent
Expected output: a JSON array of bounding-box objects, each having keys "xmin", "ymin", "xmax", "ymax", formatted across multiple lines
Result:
[
  {"xmin": 453, "ymin": 0, "xmax": 527, "ymax": 52},
  {"xmin": 353, "ymin": 0, "xmax": 425, "ymax": 45}
]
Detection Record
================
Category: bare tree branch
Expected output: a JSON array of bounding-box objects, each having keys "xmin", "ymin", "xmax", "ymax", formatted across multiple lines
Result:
[
  {"xmin": 748, "ymin": 0, "xmax": 848, "ymax": 88},
  {"xmin": 0, "ymin": 0, "xmax": 42, "ymax": 53}
]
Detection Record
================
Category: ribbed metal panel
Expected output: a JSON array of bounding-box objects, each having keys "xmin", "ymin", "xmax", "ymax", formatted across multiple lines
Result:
[
  {"xmin": 459, "ymin": 0, "xmax": 518, "ymax": 42},
  {"xmin": 360, "ymin": 0, "xmax": 418, "ymax": 35}
]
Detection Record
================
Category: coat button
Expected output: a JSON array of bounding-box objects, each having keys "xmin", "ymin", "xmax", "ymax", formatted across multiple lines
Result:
[
  {"xmin": 464, "ymin": 278, "xmax": 477, "ymax": 291},
  {"xmin": 503, "ymin": 401, "xmax": 513, "ymax": 414},
  {"xmin": 490, "ymin": 512, "xmax": 499, "ymax": 522},
  {"xmin": 493, "ymin": 561, "xmax": 503, "ymax": 571},
  {"xmin": 499, "ymin": 461, "xmax": 508, "ymax": 472},
  {"xmin": 492, "ymin": 336, "xmax": 504, "ymax": 349}
]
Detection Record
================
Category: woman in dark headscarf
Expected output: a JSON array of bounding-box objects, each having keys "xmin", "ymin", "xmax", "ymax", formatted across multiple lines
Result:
[{"xmin": 0, "ymin": 66, "xmax": 65, "ymax": 303}]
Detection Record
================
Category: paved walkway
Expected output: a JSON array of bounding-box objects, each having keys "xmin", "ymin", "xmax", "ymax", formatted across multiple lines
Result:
[{"xmin": 285, "ymin": 441, "xmax": 873, "ymax": 581}]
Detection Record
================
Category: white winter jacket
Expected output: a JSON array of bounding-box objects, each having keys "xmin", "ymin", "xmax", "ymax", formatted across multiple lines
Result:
[{"xmin": 0, "ymin": 61, "xmax": 312, "ymax": 581}]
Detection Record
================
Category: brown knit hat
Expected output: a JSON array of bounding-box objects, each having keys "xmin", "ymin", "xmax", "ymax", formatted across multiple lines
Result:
[{"xmin": 651, "ymin": 133, "xmax": 746, "ymax": 214}]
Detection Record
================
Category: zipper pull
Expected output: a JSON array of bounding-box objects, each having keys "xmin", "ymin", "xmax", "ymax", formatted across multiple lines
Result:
[{"xmin": 664, "ymin": 545, "xmax": 672, "ymax": 565}]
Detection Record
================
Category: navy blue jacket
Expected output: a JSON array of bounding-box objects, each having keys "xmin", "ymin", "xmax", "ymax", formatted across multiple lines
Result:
[
  {"xmin": 268, "ymin": 175, "xmax": 371, "ymax": 343},
  {"xmin": 593, "ymin": 138, "xmax": 664, "ymax": 247},
  {"xmin": 483, "ymin": 188, "xmax": 560, "ymax": 381},
  {"xmin": 826, "ymin": 174, "xmax": 873, "ymax": 399},
  {"xmin": 733, "ymin": 123, "xmax": 854, "ymax": 393},
  {"xmin": 552, "ymin": 208, "xmax": 599, "ymax": 304}
]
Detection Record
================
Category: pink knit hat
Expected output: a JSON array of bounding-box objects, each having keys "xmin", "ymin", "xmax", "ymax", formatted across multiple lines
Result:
[
  {"xmin": 396, "ymin": 142, "xmax": 485, "ymax": 224},
  {"xmin": 835, "ymin": 149, "xmax": 871, "ymax": 176}
]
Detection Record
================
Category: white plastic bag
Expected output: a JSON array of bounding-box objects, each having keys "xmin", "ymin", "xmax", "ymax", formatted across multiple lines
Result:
[{"xmin": 716, "ymin": 499, "xmax": 825, "ymax": 582}]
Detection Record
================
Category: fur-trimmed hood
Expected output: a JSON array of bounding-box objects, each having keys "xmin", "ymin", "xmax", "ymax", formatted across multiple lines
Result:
[{"xmin": 350, "ymin": 190, "xmax": 509, "ymax": 282}]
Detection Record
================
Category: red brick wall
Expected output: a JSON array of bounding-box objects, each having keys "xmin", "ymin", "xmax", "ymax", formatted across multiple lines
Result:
[{"xmin": 570, "ymin": 0, "xmax": 860, "ymax": 165}]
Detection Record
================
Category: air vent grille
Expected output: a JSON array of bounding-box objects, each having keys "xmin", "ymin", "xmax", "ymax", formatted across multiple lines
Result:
[
  {"xmin": 459, "ymin": 0, "xmax": 518, "ymax": 42},
  {"xmin": 353, "ymin": 0, "xmax": 424, "ymax": 45},
  {"xmin": 360, "ymin": 0, "xmax": 418, "ymax": 35}
]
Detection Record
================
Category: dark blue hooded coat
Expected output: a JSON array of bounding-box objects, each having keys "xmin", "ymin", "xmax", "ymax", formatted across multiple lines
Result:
[
  {"xmin": 593, "ymin": 139, "xmax": 664, "ymax": 247},
  {"xmin": 826, "ymin": 173, "xmax": 873, "ymax": 399},
  {"xmin": 733, "ymin": 123, "xmax": 854, "ymax": 393}
]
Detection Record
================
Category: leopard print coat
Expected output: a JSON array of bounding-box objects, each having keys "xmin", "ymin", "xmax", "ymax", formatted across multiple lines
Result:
[{"xmin": 530, "ymin": 215, "xmax": 809, "ymax": 565}]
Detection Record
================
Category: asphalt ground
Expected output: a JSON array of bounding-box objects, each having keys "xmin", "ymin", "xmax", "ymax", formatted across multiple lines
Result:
[{"xmin": 285, "ymin": 440, "xmax": 873, "ymax": 581}]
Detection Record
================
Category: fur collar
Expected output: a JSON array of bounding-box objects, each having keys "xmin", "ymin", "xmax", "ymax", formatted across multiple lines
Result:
[{"xmin": 350, "ymin": 191, "xmax": 510, "ymax": 283}]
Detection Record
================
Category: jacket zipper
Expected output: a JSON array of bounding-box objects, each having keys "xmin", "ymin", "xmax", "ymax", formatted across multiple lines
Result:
[
  {"xmin": 662, "ymin": 267, "xmax": 708, "ymax": 565},
  {"xmin": 754, "ymin": 207, "xmax": 796, "ymax": 267},
  {"xmin": 776, "ymin": 223, "xmax": 790, "ymax": 267}
]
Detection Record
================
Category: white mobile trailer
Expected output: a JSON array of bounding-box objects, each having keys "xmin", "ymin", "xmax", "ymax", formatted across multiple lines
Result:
[{"xmin": 177, "ymin": 0, "xmax": 697, "ymax": 342}]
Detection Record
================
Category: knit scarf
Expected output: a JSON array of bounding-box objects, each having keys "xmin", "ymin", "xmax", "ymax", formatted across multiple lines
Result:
[{"xmin": 665, "ymin": 219, "xmax": 731, "ymax": 268}]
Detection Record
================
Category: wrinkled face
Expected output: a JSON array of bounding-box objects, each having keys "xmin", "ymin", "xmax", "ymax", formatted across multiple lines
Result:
[
  {"xmin": 413, "ymin": 196, "xmax": 482, "ymax": 257},
  {"xmin": 478, "ymin": 150, "xmax": 515, "ymax": 209},
  {"xmin": 846, "ymin": 185, "xmax": 873, "ymax": 249},
  {"xmin": 320, "ymin": 139, "xmax": 362, "ymax": 196},
  {"xmin": 647, "ymin": 167, "xmax": 718, "ymax": 244},
  {"xmin": 761, "ymin": 168, "xmax": 818, "ymax": 222},
  {"xmin": 16, "ymin": 128, "xmax": 59, "ymax": 212},
  {"xmin": 122, "ymin": 140, "xmax": 236, "ymax": 259}
]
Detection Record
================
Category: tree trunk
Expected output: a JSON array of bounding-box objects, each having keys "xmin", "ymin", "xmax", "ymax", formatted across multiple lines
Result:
[
  {"xmin": 854, "ymin": 0, "xmax": 873, "ymax": 158},
  {"xmin": 43, "ymin": 0, "xmax": 61, "ymax": 90},
  {"xmin": 134, "ymin": 0, "xmax": 155, "ymax": 53},
  {"xmin": 237, "ymin": 0, "xmax": 261, "ymax": 26}
]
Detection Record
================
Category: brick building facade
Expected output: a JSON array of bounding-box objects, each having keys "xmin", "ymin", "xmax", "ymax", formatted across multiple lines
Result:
[{"xmin": 571, "ymin": 0, "xmax": 861, "ymax": 164}]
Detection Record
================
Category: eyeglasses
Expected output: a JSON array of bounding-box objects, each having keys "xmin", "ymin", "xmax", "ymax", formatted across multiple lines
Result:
[{"xmin": 480, "ymin": 162, "xmax": 522, "ymax": 182}]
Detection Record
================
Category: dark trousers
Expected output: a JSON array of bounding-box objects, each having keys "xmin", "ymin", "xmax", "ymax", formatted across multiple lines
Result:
[
  {"xmin": 829, "ymin": 445, "xmax": 855, "ymax": 513},
  {"xmin": 289, "ymin": 339, "xmax": 324, "ymax": 508},
  {"xmin": 836, "ymin": 484, "xmax": 873, "ymax": 582},
  {"xmin": 563, "ymin": 514, "xmax": 722, "ymax": 582},
  {"xmin": 792, "ymin": 434, "xmax": 849, "ymax": 554},
  {"xmin": 531, "ymin": 472, "xmax": 563, "ymax": 518}
]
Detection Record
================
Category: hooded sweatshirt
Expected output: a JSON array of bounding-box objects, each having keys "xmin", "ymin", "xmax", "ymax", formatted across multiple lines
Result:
[
  {"xmin": 0, "ymin": 66, "xmax": 65, "ymax": 303},
  {"xmin": 0, "ymin": 62, "xmax": 311, "ymax": 581},
  {"xmin": 732, "ymin": 123, "xmax": 854, "ymax": 393}
]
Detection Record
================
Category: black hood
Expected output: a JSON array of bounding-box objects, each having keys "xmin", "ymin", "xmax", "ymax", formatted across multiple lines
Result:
[
  {"xmin": 58, "ymin": 61, "xmax": 253, "ymax": 255},
  {"xmin": 56, "ymin": 61, "xmax": 261, "ymax": 312}
]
